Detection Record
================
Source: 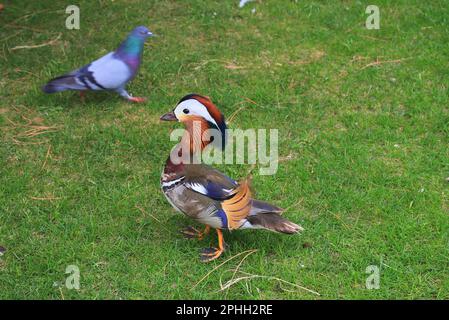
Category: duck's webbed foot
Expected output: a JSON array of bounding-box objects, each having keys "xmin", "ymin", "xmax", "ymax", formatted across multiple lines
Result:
[
  {"xmin": 180, "ymin": 225, "xmax": 210, "ymax": 240},
  {"xmin": 200, "ymin": 229, "xmax": 226, "ymax": 262}
]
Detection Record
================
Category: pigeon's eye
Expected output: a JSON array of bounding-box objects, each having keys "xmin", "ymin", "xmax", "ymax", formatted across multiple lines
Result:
[{"xmin": 183, "ymin": 108, "xmax": 190, "ymax": 114}]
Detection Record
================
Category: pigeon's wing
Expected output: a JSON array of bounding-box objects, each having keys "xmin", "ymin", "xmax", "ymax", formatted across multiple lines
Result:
[
  {"xmin": 42, "ymin": 52, "xmax": 131, "ymax": 93},
  {"xmin": 82, "ymin": 52, "xmax": 131, "ymax": 90}
]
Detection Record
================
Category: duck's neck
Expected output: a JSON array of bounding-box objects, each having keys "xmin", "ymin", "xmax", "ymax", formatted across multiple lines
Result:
[
  {"xmin": 163, "ymin": 123, "xmax": 206, "ymax": 176},
  {"xmin": 163, "ymin": 117, "xmax": 224, "ymax": 178}
]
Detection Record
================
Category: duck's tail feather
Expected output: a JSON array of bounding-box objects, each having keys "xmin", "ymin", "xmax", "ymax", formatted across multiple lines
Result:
[
  {"xmin": 250, "ymin": 199, "xmax": 284, "ymax": 215},
  {"xmin": 246, "ymin": 210, "xmax": 303, "ymax": 234}
]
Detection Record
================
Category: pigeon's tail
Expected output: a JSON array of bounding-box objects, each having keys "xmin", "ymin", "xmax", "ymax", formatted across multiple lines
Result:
[
  {"xmin": 244, "ymin": 200, "xmax": 303, "ymax": 234},
  {"xmin": 42, "ymin": 74, "xmax": 85, "ymax": 93}
]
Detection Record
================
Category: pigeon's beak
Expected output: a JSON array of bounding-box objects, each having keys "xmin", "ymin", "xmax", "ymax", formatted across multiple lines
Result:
[
  {"xmin": 160, "ymin": 111, "xmax": 177, "ymax": 122},
  {"xmin": 147, "ymin": 31, "xmax": 155, "ymax": 37}
]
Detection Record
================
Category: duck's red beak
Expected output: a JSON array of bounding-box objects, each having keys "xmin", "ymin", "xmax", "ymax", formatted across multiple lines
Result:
[{"xmin": 160, "ymin": 111, "xmax": 177, "ymax": 121}]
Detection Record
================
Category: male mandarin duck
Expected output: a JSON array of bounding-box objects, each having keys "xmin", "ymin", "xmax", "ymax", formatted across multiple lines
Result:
[
  {"xmin": 42, "ymin": 26, "xmax": 154, "ymax": 103},
  {"xmin": 160, "ymin": 94, "xmax": 303, "ymax": 262}
]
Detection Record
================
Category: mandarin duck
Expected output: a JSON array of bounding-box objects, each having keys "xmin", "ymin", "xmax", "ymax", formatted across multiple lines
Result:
[
  {"xmin": 42, "ymin": 26, "xmax": 154, "ymax": 103},
  {"xmin": 160, "ymin": 94, "xmax": 303, "ymax": 262}
]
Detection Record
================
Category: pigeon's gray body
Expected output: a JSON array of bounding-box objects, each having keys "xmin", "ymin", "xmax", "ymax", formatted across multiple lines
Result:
[{"xmin": 45, "ymin": 52, "xmax": 131, "ymax": 91}]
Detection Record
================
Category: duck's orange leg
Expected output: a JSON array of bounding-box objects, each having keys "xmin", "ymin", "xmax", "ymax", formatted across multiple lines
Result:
[
  {"xmin": 200, "ymin": 228, "xmax": 225, "ymax": 262},
  {"xmin": 181, "ymin": 225, "xmax": 210, "ymax": 240}
]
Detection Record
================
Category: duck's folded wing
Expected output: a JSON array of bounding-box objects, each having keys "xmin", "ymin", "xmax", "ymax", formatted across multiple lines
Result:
[
  {"xmin": 250, "ymin": 199, "xmax": 284, "ymax": 215},
  {"xmin": 183, "ymin": 165, "xmax": 252, "ymax": 230},
  {"xmin": 184, "ymin": 164, "xmax": 238, "ymax": 200},
  {"xmin": 221, "ymin": 179, "xmax": 252, "ymax": 229}
]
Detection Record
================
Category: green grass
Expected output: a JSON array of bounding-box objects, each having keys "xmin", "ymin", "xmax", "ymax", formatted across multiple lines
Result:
[{"xmin": 0, "ymin": 0, "xmax": 448, "ymax": 299}]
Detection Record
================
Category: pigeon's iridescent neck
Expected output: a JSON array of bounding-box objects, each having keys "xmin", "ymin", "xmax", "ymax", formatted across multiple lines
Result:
[
  {"xmin": 116, "ymin": 35, "xmax": 144, "ymax": 71},
  {"xmin": 117, "ymin": 35, "xmax": 144, "ymax": 55}
]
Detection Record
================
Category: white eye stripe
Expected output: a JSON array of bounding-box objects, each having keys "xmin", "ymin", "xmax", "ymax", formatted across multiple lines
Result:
[{"xmin": 175, "ymin": 99, "xmax": 219, "ymax": 128}]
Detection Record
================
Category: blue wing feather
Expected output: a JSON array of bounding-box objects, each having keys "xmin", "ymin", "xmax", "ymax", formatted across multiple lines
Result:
[{"xmin": 185, "ymin": 174, "xmax": 238, "ymax": 201}]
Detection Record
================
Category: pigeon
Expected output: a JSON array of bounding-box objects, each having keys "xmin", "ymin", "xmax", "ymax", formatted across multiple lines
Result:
[{"xmin": 42, "ymin": 26, "xmax": 154, "ymax": 103}]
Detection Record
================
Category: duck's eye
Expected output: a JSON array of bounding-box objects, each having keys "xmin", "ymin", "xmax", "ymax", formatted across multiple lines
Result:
[{"xmin": 183, "ymin": 108, "xmax": 190, "ymax": 114}]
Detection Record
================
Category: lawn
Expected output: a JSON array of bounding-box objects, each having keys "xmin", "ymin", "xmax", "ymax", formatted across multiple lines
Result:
[{"xmin": 0, "ymin": 0, "xmax": 448, "ymax": 299}]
